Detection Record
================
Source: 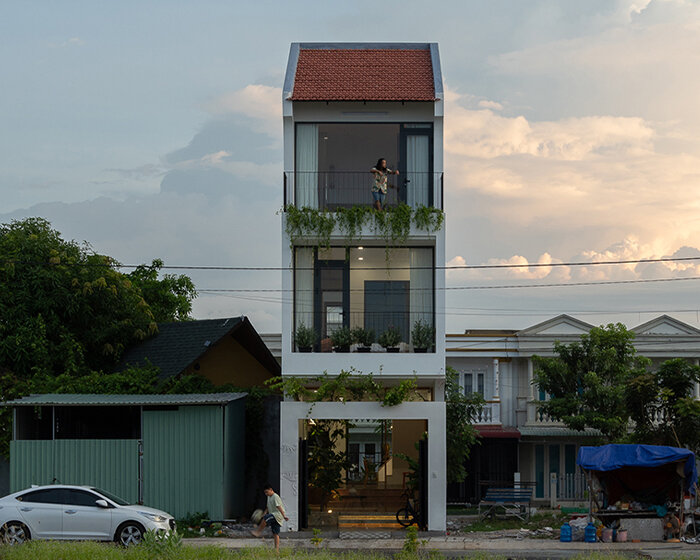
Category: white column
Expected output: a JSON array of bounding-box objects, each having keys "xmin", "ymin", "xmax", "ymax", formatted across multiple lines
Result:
[
  {"xmin": 527, "ymin": 358, "xmax": 535, "ymax": 424},
  {"xmin": 427, "ymin": 402, "xmax": 447, "ymax": 531},
  {"xmin": 695, "ymin": 359, "xmax": 700, "ymax": 400},
  {"xmin": 492, "ymin": 358, "xmax": 500, "ymax": 400},
  {"xmin": 279, "ymin": 403, "xmax": 300, "ymax": 532}
]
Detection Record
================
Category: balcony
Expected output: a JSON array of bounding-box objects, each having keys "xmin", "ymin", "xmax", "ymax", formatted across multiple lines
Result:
[
  {"xmin": 284, "ymin": 171, "xmax": 443, "ymax": 210},
  {"xmin": 472, "ymin": 400, "xmax": 501, "ymax": 425},
  {"xmin": 526, "ymin": 401, "xmax": 563, "ymax": 426}
]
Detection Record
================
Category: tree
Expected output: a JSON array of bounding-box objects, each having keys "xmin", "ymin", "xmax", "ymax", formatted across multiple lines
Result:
[
  {"xmin": 626, "ymin": 358, "xmax": 700, "ymax": 452},
  {"xmin": 533, "ymin": 323, "xmax": 650, "ymax": 441},
  {"xmin": 0, "ymin": 217, "xmax": 196, "ymax": 378},
  {"xmin": 445, "ymin": 366, "xmax": 483, "ymax": 484},
  {"xmin": 128, "ymin": 259, "xmax": 196, "ymax": 322},
  {"xmin": 307, "ymin": 420, "xmax": 348, "ymax": 511}
]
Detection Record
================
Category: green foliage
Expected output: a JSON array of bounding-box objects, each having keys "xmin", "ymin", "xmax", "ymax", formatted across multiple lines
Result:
[
  {"xmin": 284, "ymin": 204, "xmax": 445, "ymax": 256},
  {"xmin": 268, "ymin": 370, "xmax": 422, "ymax": 407},
  {"xmin": 127, "ymin": 259, "xmax": 197, "ymax": 322},
  {"xmin": 329, "ymin": 327, "xmax": 353, "ymax": 350},
  {"xmin": 445, "ymin": 367, "xmax": 483, "ymax": 484},
  {"xmin": 411, "ymin": 320, "xmax": 435, "ymax": 350},
  {"xmin": 294, "ymin": 323, "xmax": 317, "ymax": 349},
  {"xmin": 307, "ymin": 420, "xmax": 348, "ymax": 510},
  {"xmin": 402, "ymin": 525, "xmax": 420, "ymax": 553},
  {"xmin": 0, "ymin": 217, "xmax": 160, "ymax": 377},
  {"xmin": 176, "ymin": 511, "xmax": 210, "ymax": 529},
  {"xmin": 378, "ymin": 326, "xmax": 402, "ymax": 348},
  {"xmin": 350, "ymin": 327, "xmax": 375, "ymax": 347},
  {"xmin": 311, "ymin": 527, "xmax": 324, "ymax": 547},
  {"xmin": 626, "ymin": 358, "xmax": 700, "ymax": 452},
  {"xmin": 0, "ymin": 218, "xmax": 198, "ymax": 458},
  {"xmin": 140, "ymin": 529, "xmax": 183, "ymax": 556},
  {"xmin": 533, "ymin": 323, "xmax": 650, "ymax": 441}
]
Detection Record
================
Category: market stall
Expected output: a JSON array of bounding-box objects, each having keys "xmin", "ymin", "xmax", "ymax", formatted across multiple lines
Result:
[{"xmin": 577, "ymin": 444, "xmax": 697, "ymax": 541}]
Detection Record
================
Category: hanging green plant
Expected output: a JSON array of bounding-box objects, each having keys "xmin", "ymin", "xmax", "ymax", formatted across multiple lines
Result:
[
  {"xmin": 283, "ymin": 204, "xmax": 445, "ymax": 258},
  {"xmin": 413, "ymin": 205, "xmax": 444, "ymax": 232}
]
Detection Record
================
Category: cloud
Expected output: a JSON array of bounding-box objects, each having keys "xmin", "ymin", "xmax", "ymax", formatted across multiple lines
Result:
[
  {"xmin": 49, "ymin": 37, "xmax": 85, "ymax": 48},
  {"xmin": 205, "ymin": 85, "xmax": 282, "ymax": 138}
]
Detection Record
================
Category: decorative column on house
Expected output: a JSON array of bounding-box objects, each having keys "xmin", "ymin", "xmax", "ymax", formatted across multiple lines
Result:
[
  {"xmin": 492, "ymin": 358, "xmax": 501, "ymax": 424},
  {"xmin": 695, "ymin": 359, "xmax": 700, "ymax": 399},
  {"xmin": 527, "ymin": 358, "xmax": 536, "ymax": 424}
]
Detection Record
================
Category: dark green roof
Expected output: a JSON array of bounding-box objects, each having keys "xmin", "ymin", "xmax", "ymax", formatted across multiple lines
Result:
[
  {"xmin": 119, "ymin": 316, "xmax": 280, "ymax": 379},
  {"xmin": 4, "ymin": 393, "xmax": 246, "ymax": 407}
]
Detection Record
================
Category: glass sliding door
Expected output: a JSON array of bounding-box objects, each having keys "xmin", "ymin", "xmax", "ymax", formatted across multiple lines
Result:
[{"xmin": 400, "ymin": 124, "xmax": 433, "ymax": 208}]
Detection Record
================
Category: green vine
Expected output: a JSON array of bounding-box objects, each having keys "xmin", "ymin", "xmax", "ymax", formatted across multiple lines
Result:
[
  {"xmin": 284, "ymin": 204, "xmax": 444, "ymax": 255},
  {"xmin": 266, "ymin": 369, "xmax": 420, "ymax": 408}
]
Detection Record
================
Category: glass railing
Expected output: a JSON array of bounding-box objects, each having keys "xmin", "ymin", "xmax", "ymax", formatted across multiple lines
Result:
[{"xmin": 284, "ymin": 171, "xmax": 443, "ymax": 210}]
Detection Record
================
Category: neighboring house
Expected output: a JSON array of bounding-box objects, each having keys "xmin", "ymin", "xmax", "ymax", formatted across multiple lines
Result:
[
  {"xmin": 119, "ymin": 316, "xmax": 280, "ymax": 387},
  {"xmin": 6, "ymin": 393, "xmax": 246, "ymax": 519},
  {"xmin": 445, "ymin": 314, "xmax": 700, "ymax": 505},
  {"xmin": 279, "ymin": 43, "xmax": 447, "ymax": 530}
]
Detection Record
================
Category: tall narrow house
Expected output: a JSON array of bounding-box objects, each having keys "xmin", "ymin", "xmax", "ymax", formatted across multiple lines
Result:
[{"xmin": 279, "ymin": 43, "xmax": 446, "ymax": 531}]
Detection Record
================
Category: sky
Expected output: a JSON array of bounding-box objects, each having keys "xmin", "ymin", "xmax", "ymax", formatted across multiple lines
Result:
[{"xmin": 2, "ymin": 0, "xmax": 700, "ymax": 334}]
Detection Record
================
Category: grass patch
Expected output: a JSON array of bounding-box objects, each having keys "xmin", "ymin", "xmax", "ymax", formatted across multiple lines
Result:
[{"xmin": 461, "ymin": 511, "xmax": 567, "ymax": 533}]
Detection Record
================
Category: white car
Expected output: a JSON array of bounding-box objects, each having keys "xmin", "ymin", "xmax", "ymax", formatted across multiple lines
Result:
[{"xmin": 0, "ymin": 484, "xmax": 175, "ymax": 546}]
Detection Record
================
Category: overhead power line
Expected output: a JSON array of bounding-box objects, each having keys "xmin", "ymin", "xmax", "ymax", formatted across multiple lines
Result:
[{"xmin": 2, "ymin": 255, "xmax": 700, "ymax": 272}]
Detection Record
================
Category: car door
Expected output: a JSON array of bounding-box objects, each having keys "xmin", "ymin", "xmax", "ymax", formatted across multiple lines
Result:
[
  {"xmin": 15, "ymin": 488, "xmax": 66, "ymax": 538},
  {"xmin": 62, "ymin": 489, "xmax": 113, "ymax": 540}
]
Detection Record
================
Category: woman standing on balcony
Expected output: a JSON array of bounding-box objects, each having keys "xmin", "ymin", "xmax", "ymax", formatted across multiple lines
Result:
[{"xmin": 370, "ymin": 158, "xmax": 399, "ymax": 211}]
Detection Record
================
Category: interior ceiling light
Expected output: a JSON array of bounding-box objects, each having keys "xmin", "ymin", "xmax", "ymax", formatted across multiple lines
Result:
[
  {"xmin": 358, "ymin": 257, "xmax": 364, "ymax": 261},
  {"xmin": 358, "ymin": 246, "xmax": 363, "ymax": 250}
]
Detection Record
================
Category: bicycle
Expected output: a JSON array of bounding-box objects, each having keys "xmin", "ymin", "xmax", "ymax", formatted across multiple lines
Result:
[{"xmin": 396, "ymin": 490, "xmax": 420, "ymax": 527}]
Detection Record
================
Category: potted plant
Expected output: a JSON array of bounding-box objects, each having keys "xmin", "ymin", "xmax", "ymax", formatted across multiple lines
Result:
[
  {"xmin": 330, "ymin": 326, "xmax": 353, "ymax": 353},
  {"xmin": 294, "ymin": 323, "xmax": 317, "ymax": 352},
  {"xmin": 378, "ymin": 326, "xmax": 402, "ymax": 353},
  {"xmin": 411, "ymin": 320, "xmax": 435, "ymax": 353},
  {"xmin": 351, "ymin": 327, "xmax": 375, "ymax": 352}
]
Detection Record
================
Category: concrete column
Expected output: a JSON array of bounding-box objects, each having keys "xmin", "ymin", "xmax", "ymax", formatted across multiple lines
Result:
[
  {"xmin": 527, "ymin": 358, "xmax": 535, "ymax": 399},
  {"xmin": 279, "ymin": 403, "xmax": 300, "ymax": 531},
  {"xmin": 427, "ymin": 402, "xmax": 446, "ymax": 531},
  {"xmin": 695, "ymin": 359, "xmax": 700, "ymax": 400},
  {"xmin": 492, "ymin": 358, "xmax": 500, "ymax": 400}
]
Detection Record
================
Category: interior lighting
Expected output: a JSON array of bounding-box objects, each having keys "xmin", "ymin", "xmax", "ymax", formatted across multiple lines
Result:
[
  {"xmin": 358, "ymin": 257, "xmax": 364, "ymax": 261},
  {"xmin": 357, "ymin": 246, "xmax": 363, "ymax": 250},
  {"xmin": 327, "ymin": 509, "xmax": 333, "ymax": 514}
]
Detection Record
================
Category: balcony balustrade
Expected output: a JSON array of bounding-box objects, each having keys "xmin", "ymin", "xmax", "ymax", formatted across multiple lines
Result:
[
  {"xmin": 472, "ymin": 400, "xmax": 501, "ymax": 425},
  {"xmin": 526, "ymin": 401, "xmax": 562, "ymax": 426},
  {"xmin": 284, "ymin": 171, "xmax": 443, "ymax": 210}
]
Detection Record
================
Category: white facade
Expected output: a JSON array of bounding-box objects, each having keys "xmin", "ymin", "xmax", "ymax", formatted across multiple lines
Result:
[
  {"xmin": 446, "ymin": 314, "xmax": 700, "ymax": 503},
  {"xmin": 279, "ymin": 43, "xmax": 447, "ymax": 530}
]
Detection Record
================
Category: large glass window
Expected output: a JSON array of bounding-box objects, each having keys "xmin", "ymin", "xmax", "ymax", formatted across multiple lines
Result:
[
  {"xmin": 294, "ymin": 123, "xmax": 433, "ymax": 209},
  {"xmin": 293, "ymin": 246, "xmax": 434, "ymax": 351}
]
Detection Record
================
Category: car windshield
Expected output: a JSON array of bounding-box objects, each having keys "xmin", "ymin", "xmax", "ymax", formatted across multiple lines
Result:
[{"xmin": 90, "ymin": 487, "xmax": 130, "ymax": 506}]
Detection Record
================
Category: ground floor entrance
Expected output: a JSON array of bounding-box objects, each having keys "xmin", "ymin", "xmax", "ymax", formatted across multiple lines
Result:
[{"xmin": 280, "ymin": 401, "xmax": 446, "ymax": 531}]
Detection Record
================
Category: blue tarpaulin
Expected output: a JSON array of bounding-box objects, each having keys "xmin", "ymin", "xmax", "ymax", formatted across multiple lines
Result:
[{"xmin": 577, "ymin": 444, "xmax": 697, "ymax": 494}]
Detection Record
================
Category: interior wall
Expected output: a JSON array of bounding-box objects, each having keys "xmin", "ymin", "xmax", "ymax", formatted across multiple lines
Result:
[{"xmin": 387, "ymin": 419, "xmax": 427, "ymax": 487}]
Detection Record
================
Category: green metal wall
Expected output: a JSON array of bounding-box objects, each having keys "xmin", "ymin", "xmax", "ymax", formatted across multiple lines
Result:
[
  {"xmin": 10, "ymin": 439, "xmax": 139, "ymax": 503},
  {"xmin": 142, "ymin": 406, "xmax": 225, "ymax": 519},
  {"xmin": 224, "ymin": 399, "xmax": 246, "ymax": 517}
]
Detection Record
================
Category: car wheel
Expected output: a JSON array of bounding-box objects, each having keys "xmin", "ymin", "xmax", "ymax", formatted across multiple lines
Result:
[
  {"xmin": 1, "ymin": 521, "xmax": 30, "ymax": 545},
  {"xmin": 115, "ymin": 521, "xmax": 145, "ymax": 546}
]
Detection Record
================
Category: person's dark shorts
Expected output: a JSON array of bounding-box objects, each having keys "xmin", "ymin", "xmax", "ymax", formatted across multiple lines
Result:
[
  {"xmin": 263, "ymin": 513, "xmax": 281, "ymax": 535},
  {"xmin": 372, "ymin": 191, "xmax": 386, "ymax": 204}
]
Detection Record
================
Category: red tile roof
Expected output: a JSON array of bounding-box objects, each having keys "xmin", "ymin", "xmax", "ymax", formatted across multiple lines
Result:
[{"xmin": 290, "ymin": 48, "xmax": 436, "ymax": 102}]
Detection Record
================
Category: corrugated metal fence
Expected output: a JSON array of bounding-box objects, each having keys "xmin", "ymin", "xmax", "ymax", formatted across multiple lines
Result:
[{"xmin": 10, "ymin": 439, "xmax": 139, "ymax": 503}]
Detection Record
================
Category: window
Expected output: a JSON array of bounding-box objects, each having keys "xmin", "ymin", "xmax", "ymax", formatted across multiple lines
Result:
[
  {"xmin": 462, "ymin": 369, "xmax": 485, "ymax": 397},
  {"xmin": 294, "ymin": 123, "xmax": 433, "ymax": 209},
  {"xmin": 54, "ymin": 406, "xmax": 140, "ymax": 439},
  {"xmin": 66, "ymin": 489, "xmax": 102, "ymax": 507},
  {"xmin": 294, "ymin": 246, "xmax": 435, "ymax": 351},
  {"xmin": 18, "ymin": 489, "xmax": 67, "ymax": 504}
]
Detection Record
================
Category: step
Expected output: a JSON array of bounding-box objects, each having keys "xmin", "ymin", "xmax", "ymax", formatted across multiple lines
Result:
[{"xmin": 338, "ymin": 514, "xmax": 404, "ymax": 530}]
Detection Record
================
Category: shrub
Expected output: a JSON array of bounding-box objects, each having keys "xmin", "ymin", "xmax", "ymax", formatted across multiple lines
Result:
[
  {"xmin": 411, "ymin": 320, "xmax": 435, "ymax": 350},
  {"xmin": 378, "ymin": 326, "xmax": 402, "ymax": 348},
  {"xmin": 351, "ymin": 327, "xmax": 375, "ymax": 347},
  {"xmin": 330, "ymin": 327, "xmax": 353, "ymax": 350},
  {"xmin": 294, "ymin": 323, "xmax": 317, "ymax": 349}
]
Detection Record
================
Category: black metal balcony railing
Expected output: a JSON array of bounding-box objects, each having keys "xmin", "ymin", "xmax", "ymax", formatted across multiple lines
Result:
[{"xmin": 284, "ymin": 171, "xmax": 443, "ymax": 210}]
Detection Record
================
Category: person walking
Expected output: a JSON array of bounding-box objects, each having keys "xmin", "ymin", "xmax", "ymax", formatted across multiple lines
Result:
[
  {"xmin": 370, "ymin": 158, "xmax": 399, "ymax": 211},
  {"xmin": 251, "ymin": 484, "xmax": 289, "ymax": 552}
]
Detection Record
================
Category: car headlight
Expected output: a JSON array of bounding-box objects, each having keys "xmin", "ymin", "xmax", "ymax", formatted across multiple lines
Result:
[{"xmin": 137, "ymin": 511, "xmax": 167, "ymax": 523}]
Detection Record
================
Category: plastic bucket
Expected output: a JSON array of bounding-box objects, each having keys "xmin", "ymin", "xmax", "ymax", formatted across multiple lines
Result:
[
  {"xmin": 601, "ymin": 528, "xmax": 613, "ymax": 543},
  {"xmin": 615, "ymin": 529, "xmax": 627, "ymax": 543}
]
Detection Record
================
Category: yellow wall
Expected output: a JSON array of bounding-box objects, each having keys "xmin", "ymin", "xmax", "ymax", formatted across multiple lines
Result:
[
  {"xmin": 387, "ymin": 419, "xmax": 427, "ymax": 487},
  {"xmin": 183, "ymin": 335, "xmax": 274, "ymax": 388}
]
